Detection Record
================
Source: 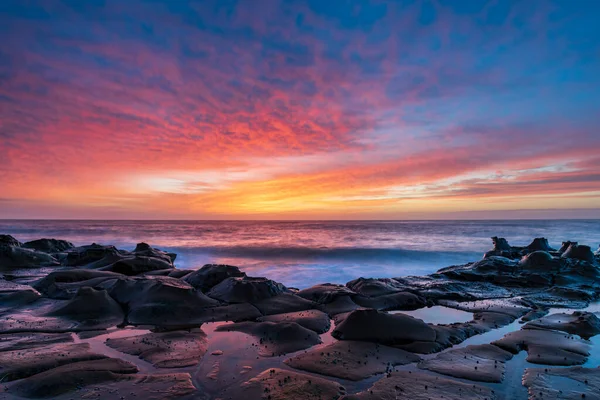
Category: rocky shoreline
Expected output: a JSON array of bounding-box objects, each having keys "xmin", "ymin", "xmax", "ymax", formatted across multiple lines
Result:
[{"xmin": 1, "ymin": 234, "xmax": 600, "ymax": 399}]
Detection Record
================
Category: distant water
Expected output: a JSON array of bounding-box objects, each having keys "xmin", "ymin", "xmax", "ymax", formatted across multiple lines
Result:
[{"xmin": 1, "ymin": 220, "xmax": 599, "ymax": 288}]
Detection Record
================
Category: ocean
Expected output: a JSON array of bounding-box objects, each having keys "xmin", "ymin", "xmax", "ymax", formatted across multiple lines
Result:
[{"xmin": 2, "ymin": 220, "xmax": 599, "ymax": 288}]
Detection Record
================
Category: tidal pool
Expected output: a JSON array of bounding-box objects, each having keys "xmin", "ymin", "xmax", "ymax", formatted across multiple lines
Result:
[{"xmin": 391, "ymin": 305, "xmax": 473, "ymax": 325}]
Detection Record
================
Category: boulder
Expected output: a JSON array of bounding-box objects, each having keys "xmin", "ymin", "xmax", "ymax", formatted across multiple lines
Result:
[
  {"xmin": 518, "ymin": 251, "xmax": 560, "ymax": 272},
  {"xmin": 100, "ymin": 255, "xmax": 174, "ymax": 275},
  {"xmin": 345, "ymin": 277, "xmax": 405, "ymax": 297},
  {"xmin": 22, "ymin": 238, "xmax": 74, "ymax": 253},
  {"xmin": 0, "ymin": 234, "xmax": 22, "ymax": 247},
  {"xmin": 527, "ymin": 237, "xmax": 555, "ymax": 252},
  {"xmin": 133, "ymin": 242, "xmax": 176, "ymax": 263},
  {"xmin": 45, "ymin": 287, "xmax": 125, "ymax": 329},
  {"xmin": 63, "ymin": 243, "xmax": 123, "ymax": 267},
  {"xmin": 207, "ymin": 276, "xmax": 287, "ymax": 303},
  {"xmin": 296, "ymin": 283, "xmax": 355, "ymax": 303},
  {"xmin": 332, "ymin": 309, "xmax": 436, "ymax": 344},
  {"xmin": 0, "ymin": 244, "xmax": 59, "ymax": 268},
  {"xmin": 33, "ymin": 269, "xmax": 123, "ymax": 299},
  {"xmin": 559, "ymin": 241, "xmax": 578, "ymax": 253},
  {"xmin": 103, "ymin": 276, "xmax": 219, "ymax": 327},
  {"xmin": 561, "ymin": 243, "xmax": 596, "ymax": 263},
  {"xmin": 183, "ymin": 264, "xmax": 246, "ymax": 292}
]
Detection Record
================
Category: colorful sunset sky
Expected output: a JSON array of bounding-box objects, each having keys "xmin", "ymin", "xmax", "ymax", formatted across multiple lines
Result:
[{"xmin": 1, "ymin": 0, "xmax": 599, "ymax": 219}]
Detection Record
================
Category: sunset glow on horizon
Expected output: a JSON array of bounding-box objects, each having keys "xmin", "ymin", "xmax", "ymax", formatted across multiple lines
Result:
[{"xmin": 1, "ymin": 0, "xmax": 599, "ymax": 219}]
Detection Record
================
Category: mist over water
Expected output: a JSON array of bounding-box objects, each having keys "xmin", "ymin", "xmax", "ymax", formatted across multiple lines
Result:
[{"xmin": 2, "ymin": 220, "xmax": 599, "ymax": 288}]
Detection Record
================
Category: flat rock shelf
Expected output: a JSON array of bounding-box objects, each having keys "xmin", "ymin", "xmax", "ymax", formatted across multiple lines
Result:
[{"xmin": 1, "ymin": 234, "xmax": 600, "ymax": 399}]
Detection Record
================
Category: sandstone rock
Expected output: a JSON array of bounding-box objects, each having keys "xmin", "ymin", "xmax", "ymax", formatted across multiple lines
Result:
[
  {"xmin": 216, "ymin": 321, "xmax": 321, "ymax": 357},
  {"xmin": 332, "ymin": 309, "xmax": 436, "ymax": 344},
  {"xmin": 527, "ymin": 237, "xmax": 555, "ymax": 252},
  {"xmin": 352, "ymin": 291, "xmax": 426, "ymax": 311},
  {"xmin": 0, "ymin": 279, "xmax": 41, "ymax": 312},
  {"xmin": 183, "ymin": 264, "xmax": 246, "ymax": 291},
  {"xmin": 106, "ymin": 329, "xmax": 208, "ymax": 368},
  {"xmin": 101, "ymin": 255, "xmax": 174, "ymax": 275},
  {"xmin": 285, "ymin": 340, "xmax": 420, "ymax": 380}
]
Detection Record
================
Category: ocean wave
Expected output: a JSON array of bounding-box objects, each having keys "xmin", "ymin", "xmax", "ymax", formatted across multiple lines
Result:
[{"xmin": 171, "ymin": 245, "xmax": 481, "ymax": 262}]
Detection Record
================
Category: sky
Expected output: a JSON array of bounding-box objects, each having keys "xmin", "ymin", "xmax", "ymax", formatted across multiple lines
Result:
[{"xmin": 1, "ymin": 0, "xmax": 599, "ymax": 220}]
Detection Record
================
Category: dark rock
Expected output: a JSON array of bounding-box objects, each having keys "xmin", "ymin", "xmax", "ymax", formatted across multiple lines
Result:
[
  {"xmin": 226, "ymin": 368, "xmax": 345, "ymax": 400},
  {"xmin": 561, "ymin": 243, "xmax": 596, "ymax": 263},
  {"xmin": 559, "ymin": 241, "xmax": 578, "ymax": 253},
  {"xmin": 345, "ymin": 277, "xmax": 405, "ymax": 297},
  {"xmin": 341, "ymin": 370, "xmax": 494, "ymax": 400},
  {"xmin": 106, "ymin": 329, "xmax": 208, "ymax": 368},
  {"xmin": 252, "ymin": 292, "xmax": 317, "ymax": 315},
  {"xmin": 524, "ymin": 311, "xmax": 600, "ymax": 339},
  {"xmin": 332, "ymin": 309, "xmax": 436, "ymax": 344},
  {"xmin": 527, "ymin": 237, "xmax": 555, "ymax": 252},
  {"xmin": 100, "ymin": 255, "xmax": 174, "ymax": 275},
  {"xmin": 296, "ymin": 283, "xmax": 355, "ymax": 303},
  {"xmin": 0, "ymin": 279, "xmax": 41, "ymax": 312},
  {"xmin": 519, "ymin": 251, "xmax": 560, "ymax": 272},
  {"xmin": 0, "ymin": 332, "xmax": 73, "ymax": 352},
  {"xmin": 103, "ymin": 276, "xmax": 219, "ymax": 327},
  {"xmin": 418, "ymin": 344, "xmax": 513, "ymax": 383},
  {"xmin": 207, "ymin": 276, "xmax": 287, "ymax": 303},
  {"xmin": 492, "ymin": 328, "xmax": 591, "ymax": 365},
  {"xmin": 216, "ymin": 321, "xmax": 321, "ymax": 356},
  {"xmin": 8, "ymin": 358, "xmax": 138, "ymax": 398},
  {"xmin": 352, "ymin": 291, "xmax": 427, "ymax": 311},
  {"xmin": 63, "ymin": 243, "xmax": 123, "ymax": 267},
  {"xmin": 45, "ymin": 287, "xmax": 125, "ymax": 329},
  {"xmin": 285, "ymin": 340, "xmax": 420, "ymax": 381},
  {"xmin": 0, "ymin": 342, "xmax": 107, "ymax": 381},
  {"xmin": 22, "ymin": 238, "xmax": 74, "ymax": 253},
  {"xmin": 183, "ymin": 264, "xmax": 246, "ymax": 292},
  {"xmin": 523, "ymin": 366, "xmax": 600, "ymax": 399},
  {"xmin": 33, "ymin": 269, "xmax": 123, "ymax": 299},
  {"xmin": 133, "ymin": 242, "xmax": 176, "ymax": 263},
  {"xmin": 258, "ymin": 309, "xmax": 331, "ymax": 334},
  {"xmin": 0, "ymin": 234, "xmax": 22, "ymax": 247},
  {"xmin": 0, "ymin": 244, "xmax": 59, "ymax": 268}
]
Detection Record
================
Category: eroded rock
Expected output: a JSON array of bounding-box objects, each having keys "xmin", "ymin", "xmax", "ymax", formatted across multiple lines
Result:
[
  {"xmin": 285, "ymin": 340, "xmax": 420, "ymax": 380},
  {"xmin": 216, "ymin": 321, "xmax": 321, "ymax": 356},
  {"xmin": 341, "ymin": 370, "xmax": 495, "ymax": 400},
  {"xmin": 207, "ymin": 276, "xmax": 287, "ymax": 303},
  {"xmin": 258, "ymin": 309, "xmax": 331, "ymax": 333},
  {"xmin": 184, "ymin": 264, "xmax": 246, "ymax": 292},
  {"xmin": 524, "ymin": 311, "xmax": 600, "ymax": 339},
  {"xmin": 106, "ymin": 329, "xmax": 208, "ymax": 368}
]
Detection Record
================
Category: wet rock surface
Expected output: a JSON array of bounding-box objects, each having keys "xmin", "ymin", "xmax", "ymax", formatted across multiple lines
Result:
[
  {"xmin": 341, "ymin": 370, "xmax": 496, "ymax": 399},
  {"xmin": 285, "ymin": 340, "xmax": 420, "ymax": 380},
  {"xmin": 1, "ymin": 234, "xmax": 600, "ymax": 399},
  {"xmin": 105, "ymin": 329, "xmax": 208, "ymax": 367}
]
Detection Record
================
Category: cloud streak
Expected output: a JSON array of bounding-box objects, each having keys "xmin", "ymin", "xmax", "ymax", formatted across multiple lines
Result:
[{"xmin": 0, "ymin": 0, "xmax": 599, "ymax": 218}]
